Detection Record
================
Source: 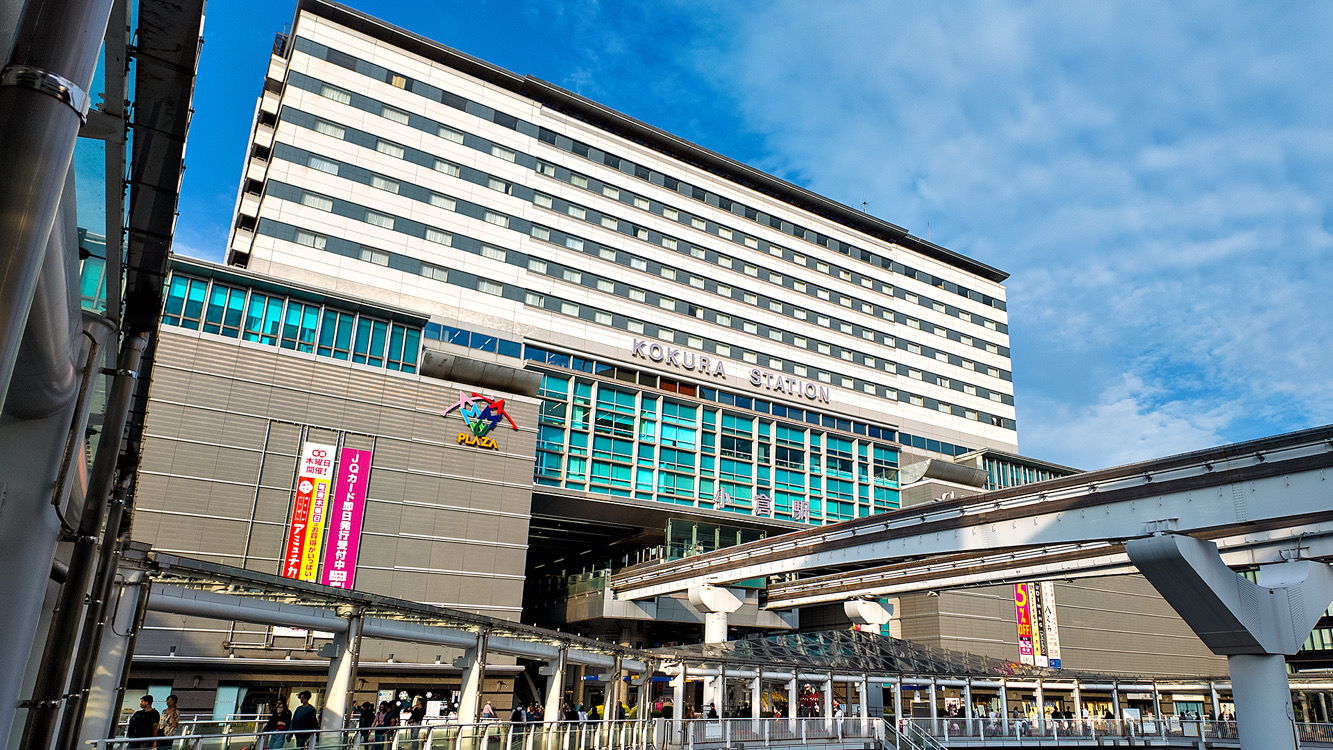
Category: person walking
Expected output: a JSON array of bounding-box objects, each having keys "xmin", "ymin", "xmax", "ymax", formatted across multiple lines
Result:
[
  {"xmin": 357, "ymin": 702, "xmax": 375, "ymax": 745},
  {"xmin": 159, "ymin": 695, "xmax": 180, "ymax": 749},
  {"xmin": 290, "ymin": 691, "xmax": 320, "ymax": 750},
  {"xmin": 372, "ymin": 701, "xmax": 396, "ymax": 749},
  {"xmin": 481, "ymin": 701, "xmax": 497, "ymax": 720},
  {"xmin": 127, "ymin": 696, "xmax": 160, "ymax": 750},
  {"xmin": 263, "ymin": 700, "xmax": 292, "ymax": 750}
]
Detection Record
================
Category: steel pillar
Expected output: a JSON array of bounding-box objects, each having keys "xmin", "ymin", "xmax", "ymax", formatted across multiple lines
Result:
[
  {"xmin": 1127, "ymin": 533, "xmax": 1333, "ymax": 750},
  {"xmin": 320, "ymin": 610, "xmax": 362, "ymax": 741},
  {"xmin": 457, "ymin": 634, "xmax": 488, "ymax": 724},
  {"xmin": 669, "ymin": 667, "xmax": 684, "ymax": 739},
  {"xmin": 750, "ymin": 677, "xmax": 760, "ymax": 719},
  {"xmin": 542, "ymin": 645, "xmax": 567, "ymax": 737},
  {"xmin": 76, "ymin": 571, "xmax": 145, "ymax": 747}
]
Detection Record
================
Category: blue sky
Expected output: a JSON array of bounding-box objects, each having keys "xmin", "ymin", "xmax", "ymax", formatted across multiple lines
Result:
[{"xmin": 173, "ymin": 1, "xmax": 1333, "ymax": 470}]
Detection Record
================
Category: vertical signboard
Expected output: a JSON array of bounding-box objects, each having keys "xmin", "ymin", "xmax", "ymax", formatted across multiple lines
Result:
[
  {"xmin": 1040, "ymin": 581, "xmax": 1063, "ymax": 668},
  {"xmin": 1030, "ymin": 584, "xmax": 1048, "ymax": 667},
  {"xmin": 320, "ymin": 448, "xmax": 373, "ymax": 589},
  {"xmin": 281, "ymin": 442, "xmax": 336, "ymax": 581},
  {"xmin": 1014, "ymin": 583, "xmax": 1035, "ymax": 665}
]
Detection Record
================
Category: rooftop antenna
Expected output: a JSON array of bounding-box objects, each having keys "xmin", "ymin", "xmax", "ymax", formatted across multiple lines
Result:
[{"xmin": 861, "ymin": 200, "xmax": 868, "ymax": 213}]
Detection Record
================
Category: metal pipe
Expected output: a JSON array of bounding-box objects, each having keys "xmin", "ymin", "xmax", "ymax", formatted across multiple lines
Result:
[
  {"xmin": 54, "ymin": 475, "xmax": 132, "ymax": 750},
  {"xmin": 19, "ymin": 331, "xmax": 145, "ymax": 750},
  {"xmin": 106, "ymin": 573, "xmax": 151, "ymax": 741},
  {"xmin": 0, "ymin": 0, "xmax": 115, "ymax": 416},
  {"xmin": 5, "ymin": 166, "xmax": 81, "ymax": 419}
]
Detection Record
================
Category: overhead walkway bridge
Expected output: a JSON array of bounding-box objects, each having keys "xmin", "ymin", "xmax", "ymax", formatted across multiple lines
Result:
[{"xmin": 608, "ymin": 425, "xmax": 1333, "ymax": 750}]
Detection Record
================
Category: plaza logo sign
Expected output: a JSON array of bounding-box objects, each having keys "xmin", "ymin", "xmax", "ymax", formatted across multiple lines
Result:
[{"xmin": 441, "ymin": 391, "xmax": 518, "ymax": 450}]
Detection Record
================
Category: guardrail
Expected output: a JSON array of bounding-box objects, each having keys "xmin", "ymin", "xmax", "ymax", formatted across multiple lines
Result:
[
  {"xmin": 674, "ymin": 716, "xmax": 884, "ymax": 748},
  {"xmin": 893, "ymin": 716, "xmax": 1333, "ymax": 746}
]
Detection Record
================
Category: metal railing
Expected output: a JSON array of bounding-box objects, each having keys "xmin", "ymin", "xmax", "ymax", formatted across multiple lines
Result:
[
  {"xmin": 673, "ymin": 716, "xmax": 894, "ymax": 748},
  {"xmin": 895, "ymin": 716, "xmax": 1314, "ymax": 745},
  {"xmin": 114, "ymin": 715, "xmax": 268, "ymax": 738},
  {"xmin": 93, "ymin": 720, "xmax": 657, "ymax": 750}
]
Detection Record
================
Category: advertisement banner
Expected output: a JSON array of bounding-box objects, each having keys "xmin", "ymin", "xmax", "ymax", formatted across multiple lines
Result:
[
  {"xmin": 281, "ymin": 442, "xmax": 336, "ymax": 581},
  {"xmin": 1031, "ymin": 583, "xmax": 1048, "ymax": 667},
  {"xmin": 1014, "ymin": 583, "xmax": 1035, "ymax": 664},
  {"xmin": 1040, "ymin": 580, "xmax": 1063, "ymax": 668},
  {"xmin": 320, "ymin": 448, "xmax": 373, "ymax": 589}
]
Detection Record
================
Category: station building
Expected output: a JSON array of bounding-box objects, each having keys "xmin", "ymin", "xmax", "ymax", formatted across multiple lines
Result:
[{"xmin": 116, "ymin": 0, "xmax": 1294, "ymax": 719}]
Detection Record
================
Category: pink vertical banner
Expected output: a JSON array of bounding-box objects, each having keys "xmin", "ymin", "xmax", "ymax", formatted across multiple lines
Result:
[
  {"xmin": 320, "ymin": 448, "xmax": 372, "ymax": 589},
  {"xmin": 1015, "ymin": 583, "xmax": 1035, "ymax": 664}
]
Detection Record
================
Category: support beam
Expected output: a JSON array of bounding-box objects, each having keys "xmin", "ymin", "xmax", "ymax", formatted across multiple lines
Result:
[
  {"xmin": 750, "ymin": 677, "xmax": 760, "ymax": 719},
  {"xmin": 1126, "ymin": 533, "xmax": 1333, "ymax": 750},
  {"xmin": 670, "ymin": 666, "xmax": 685, "ymax": 740},
  {"xmin": 320, "ymin": 611, "xmax": 362, "ymax": 739},
  {"xmin": 457, "ymin": 634, "xmax": 488, "ymax": 724},
  {"xmin": 689, "ymin": 585, "xmax": 743, "ymax": 646},
  {"xmin": 788, "ymin": 678, "xmax": 798, "ymax": 721},
  {"xmin": 77, "ymin": 571, "xmax": 146, "ymax": 748},
  {"xmin": 542, "ymin": 645, "xmax": 567, "ymax": 739}
]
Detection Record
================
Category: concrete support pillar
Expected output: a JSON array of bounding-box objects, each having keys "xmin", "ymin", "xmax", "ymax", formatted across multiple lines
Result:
[
  {"xmin": 750, "ymin": 677, "xmax": 760, "ymax": 719},
  {"xmin": 928, "ymin": 677, "xmax": 937, "ymax": 724},
  {"xmin": 859, "ymin": 675, "xmax": 870, "ymax": 723},
  {"xmin": 964, "ymin": 680, "xmax": 973, "ymax": 721},
  {"xmin": 541, "ymin": 646, "xmax": 567, "ymax": 737},
  {"xmin": 892, "ymin": 680, "xmax": 902, "ymax": 728},
  {"xmin": 787, "ymin": 678, "xmax": 798, "ymax": 720},
  {"xmin": 1035, "ymin": 681, "xmax": 1044, "ymax": 731},
  {"xmin": 78, "ymin": 571, "xmax": 146, "ymax": 747},
  {"xmin": 1126, "ymin": 533, "xmax": 1333, "ymax": 750},
  {"xmin": 603, "ymin": 656, "xmax": 623, "ymax": 720},
  {"xmin": 1151, "ymin": 682, "xmax": 1162, "ymax": 727},
  {"xmin": 321, "ymin": 611, "xmax": 363, "ymax": 737},
  {"xmin": 1112, "ymin": 684, "xmax": 1121, "ymax": 720},
  {"xmin": 670, "ymin": 667, "xmax": 685, "ymax": 738},
  {"xmin": 635, "ymin": 662, "xmax": 653, "ymax": 720},
  {"xmin": 843, "ymin": 599, "xmax": 894, "ymax": 629},
  {"xmin": 1073, "ymin": 683, "xmax": 1082, "ymax": 723},
  {"xmin": 689, "ymin": 585, "xmax": 742, "ymax": 645},
  {"xmin": 999, "ymin": 683, "xmax": 1008, "ymax": 734},
  {"xmin": 457, "ymin": 634, "xmax": 488, "ymax": 724},
  {"xmin": 1210, "ymin": 682, "xmax": 1221, "ymax": 719},
  {"xmin": 1319, "ymin": 692, "xmax": 1330, "ymax": 723},
  {"xmin": 823, "ymin": 675, "xmax": 833, "ymax": 723}
]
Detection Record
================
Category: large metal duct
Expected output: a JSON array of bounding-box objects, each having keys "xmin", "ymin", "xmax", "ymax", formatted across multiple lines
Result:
[{"xmin": 897, "ymin": 458, "xmax": 988, "ymax": 487}]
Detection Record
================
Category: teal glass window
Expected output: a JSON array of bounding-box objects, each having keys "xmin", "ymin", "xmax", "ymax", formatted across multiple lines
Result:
[
  {"xmin": 594, "ymin": 386, "xmax": 636, "ymax": 437},
  {"xmin": 352, "ymin": 317, "xmax": 389, "ymax": 366},
  {"xmin": 537, "ymin": 451, "xmax": 563, "ymax": 478},
  {"xmin": 539, "ymin": 374, "xmax": 570, "ymax": 399},
  {"xmin": 659, "ymin": 447, "xmax": 696, "ymax": 472},
  {"xmin": 202, "ymin": 283, "xmax": 246, "ymax": 338},
  {"xmin": 568, "ymin": 431, "xmax": 588, "ymax": 456},
  {"xmin": 386, "ymin": 324, "xmax": 421, "ymax": 373},
  {"xmin": 538, "ymin": 425, "xmax": 565, "ymax": 452},
  {"xmin": 317, "ymin": 309, "xmax": 355, "ymax": 359},
  {"xmin": 163, "ymin": 275, "xmax": 207, "ymax": 329},
  {"xmin": 592, "ymin": 436, "xmax": 633, "ymax": 463},
  {"xmin": 280, "ymin": 301, "xmax": 320, "ymax": 352},
  {"xmin": 243, "ymin": 292, "xmax": 284, "ymax": 345}
]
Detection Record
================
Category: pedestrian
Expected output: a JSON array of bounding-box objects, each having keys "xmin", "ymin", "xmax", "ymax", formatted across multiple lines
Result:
[
  {"xmin": 373, "ymin": 701, "xmax": 395, "ymax": 748},
  {"xmin": 262, "ymin": 699, "xmax": 292, "ymax": 750},
  {"xmin": 561, "ymin": 702, "xmax": 577, "ymax": 722},
  {"xmin": 290, "ymin": 691, "xmax": 319, "ymax": 750},
  {"xmin": 577, "ymin": 704, "xmax": 587, "ymax": 724},
  {"xmin": 706, "ymin": 703, "xmax": 718, "ymax": 720},
  {"xmin": 481, "ymin": 701, "xmax": 497, "ymax": 720},
  {"xmin": 127, "ymin": 696, "xmax": 160, "ymax": 750},
  {"xmin": 407, "ymin": 697, "xmax": 426, "ymax": 750},
  {"xmin": 159, "ymin": 694, "xmax": 180, "ymax": 749},
  {"xmin": 358, "ymin": 702, "xmax": 375, "ymax": 744}
]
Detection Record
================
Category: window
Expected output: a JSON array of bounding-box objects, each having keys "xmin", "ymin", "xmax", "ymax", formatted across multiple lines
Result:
[
  {"xmin": 491, "ymin": 144, "xmax": 516, "ymax": 162},
  {"xmin": 359, "ymin": 247, "xmax": 389, "ymax": 266},
  {"xmin": 716, "ymin": 344, "xmax": 730, "ymax": 356},
  {"xmin": 376, "ymin": 140, "xmax": 405, "ymax": 158},
  {"xmin": 300, "ymin": 192, "xmax": 333, "ymax": 211},
  {"xmin": 743, "ymin": 322, "xmax": 757, "ymax": 334},
  {"xmin": 602, "ymin": 185, "xmax": 619, "ymax": 199},
  {"xmin": 421, "ymin": 263, "xmax": 448, "ymax": 282},
  {"xmin": 768, "ymin": 329, "xmax": 782, "ymax": 341},
  {"xmin": 629, "ymin": 288, "xmax": 646, "ymax": 302},
  {"xmin": 594, "ymin": 311, "xmax": 612, "ymax": 325},
  {"xmin": 561, "ymin": 301, "xmax": 579, "ymax": 316},
  {"xmin": 316, "ymin": 309, "xmax": 355, "ymax": 360},
  {"xmin": 600, "ymin": 216, "xmax": 618, "ymax": 229},
  {"xmin": 319, "ymin": 84, "xmax": 351, "ymax": 104},
  {"xmin": 567, "ymin": 205, "xmax": 586, "ymax": 220},
  {"xmin": 370, "ymin": 176, "xmax": 400, "ymax": 194},
  {"xmin": 483, "ymin": 211, "xmax": 509, "ymax": 228},
  {"xmin": 535, "ymin": 193, "xmax": 554, "ymax": 208},
  {"xmin": 719, "ymin": 257, "xmax": 733, "ymax": 268},
  {"xmin": 481, "ymin": 245, "xmax": 506, "ymax": 262},
  {"xmin": 279, "ymin": 301, "xmax": 319, "ymax": 352},
  {"xmin": 744, "ymin": 236, "xmax": 759, "ymax": 249},
  {"xmin": 488, "ymin": 177, "xmax": 510, "ymax": 192},
  {"xmin": 162, "ymin": 276, "xmax": 207, "ymax": 329},
  {"xmin": 352, "ymin": 316, "xmax": 389, "ymax": 366},
  {"xmin": 478, "ymin": 279, "xmax": 503, "ymax": 296},
  {"xmin": 439, "ymin": 125, "xmax": 465, "ymax": 143},
  {"xmin": 571, "ymin": 175, "xmax": 589, "ymax": 188},
  {"xmin": 381, "ymin": 106, "xmax": 409, "ymax": 124},
  {"xmin": 425, "ymin": 227, "xmax": 451, "ymax": 245},
  {"xmin": 717, "ymin": 284, "xmax": 731, "ymax": 297},
  {"xmin": 628, "ymin": 320, "xmax": 644, "ymax": 333},
  {"xmin": 633, "ymin": 196, "xmax": 649, "ymax": 209},
  {"xmin": 563, "ymin": 269, "xmax": 582, "ymax": 284},
  {"xmin": 662, "ymin": 237, "xmax": 677, "ymax": 250},
  {"xmin": 744, "ymin": 264, "xmax": 758, "ymax": 276},
  {"xmin": 314, "ymin": 120, "xmax": 345, "ymax": 139},
  {"xmin": 530, "ymin": 226, "xmax": 550, "ymax": 241},
  {"xmin": 294, "ymin": 230, "xmax": 326, "ymax": 250},
  {"xmin": 390, "ymin": 74, "xmax": 407, "ymax": 89},
  {"xmin": 525, "ymin": 292, "xmax": 544, "ymax": 307},
  {"xmin": 718, "ymin": 227, "xmax": 732, "ymax": 240},
  {"xmin": 243, "ymin": 292, "xmax": 284, "ymax": 345},
  {"xmin": 434, "ymin": 159, "xmax": 460, "ymax": 177},
  {"xmin": 565, "ymin": 237, "xmax": 584, "ymax": 251},
  {"xmin": 308, "ymin": 155, "xmax": 338, "ymax": 175},
  {"xmin": 366, "ymin": 211, "xmax": 395, "ymax": 230},
  {"xmin": 661, "ymin": 268, "xmax": 676, "ymax": 281},
  {"xmin": 201, "ymin": 282, "xmax": 246, "ymax": 337},
  {"xmin": 743, "ymin": 351, "xmax": 757, "ymax": 363},
  {"xmin": 596, "ymin": 279, "xmax": 615, "ymax": 293},
  {"xmin": 658, "ymin": 296, "xmax": 675, "ymax": 310}
]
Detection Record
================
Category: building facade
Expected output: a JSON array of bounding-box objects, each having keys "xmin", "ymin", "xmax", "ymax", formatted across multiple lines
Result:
[{"xmin": 116, "ymin": 0, "xmax": 1267, "ymax": 720}]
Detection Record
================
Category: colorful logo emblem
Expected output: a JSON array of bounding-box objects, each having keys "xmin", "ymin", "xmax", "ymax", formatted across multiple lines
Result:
[{"xmin": 442, "ymin": 391, "xmax": 518, "ymax": 449}]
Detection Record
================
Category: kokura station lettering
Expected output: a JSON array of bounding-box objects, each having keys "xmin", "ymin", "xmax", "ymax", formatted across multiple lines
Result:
[{"xmin": 630, "ymin": 339, "xmax": 831, "ymax": 404}]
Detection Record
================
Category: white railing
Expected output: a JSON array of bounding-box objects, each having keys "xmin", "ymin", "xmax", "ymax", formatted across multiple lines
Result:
[
  {"xmin": 673, "ymin": 716, "xmax": 886, "ymax": 748},
  {"xmin": 93, "ymin": 720, "xmax": 657, "ymax": 750},
  {"xmin": 896, "ymin": 716, "xmax": 1283, "ymax": 745}
]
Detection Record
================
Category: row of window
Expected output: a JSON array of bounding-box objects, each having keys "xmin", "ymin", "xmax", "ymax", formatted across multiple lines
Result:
[
  {"xmin": 269, "ymin": 145, "xmax": 1016, "ymax": 397},
  {"xmin": 533, "ymin": 375, "xmax": 900, "ymax": 522},
  {"xmin": 162, "ymin": 273, "xmax": 421, "ymax": 372},
  {"xmin": 288, "ymin": 34, "xmax": 1008, "ymax": 314},
  {"xmin": 984, "ymin": 458, "xmax": 1070, "ymax": 490},
  {"xmin": 275, "ymin": 104, "xmax": 1014, "ymax": 367},
  {"xmin": 272, "ymin": 133, "xmax": 1014, "ymax": 394},
  {"xmin": 262, "ymin": 211, "xmax": 1016, "ymax": 431}
]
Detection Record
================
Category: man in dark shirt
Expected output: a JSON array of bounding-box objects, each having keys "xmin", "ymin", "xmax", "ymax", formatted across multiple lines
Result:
[
  {"xmin": 290, "ymin": 691, "xmax": 320, "ymax": 748},
  {"xmin": 127, "ymin": 696, "xmax": 160, "ymax": 749}
]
